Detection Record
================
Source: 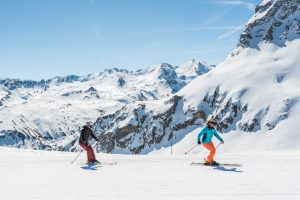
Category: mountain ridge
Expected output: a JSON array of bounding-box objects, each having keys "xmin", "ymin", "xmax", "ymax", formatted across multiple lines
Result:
[{"xmin": 0, "ymin": 59, "xmax": 214, "ymax": 151}]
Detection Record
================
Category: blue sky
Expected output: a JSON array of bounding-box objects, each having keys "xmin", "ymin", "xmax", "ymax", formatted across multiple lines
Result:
[{"xmin": 0, "ymin": 0, "xmax": 261, "ymax": 80}]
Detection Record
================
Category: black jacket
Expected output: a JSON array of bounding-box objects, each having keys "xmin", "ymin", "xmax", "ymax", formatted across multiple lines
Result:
[{"xmin": 79, "ymin": 126, "xmax": 98, "ymax": 145}]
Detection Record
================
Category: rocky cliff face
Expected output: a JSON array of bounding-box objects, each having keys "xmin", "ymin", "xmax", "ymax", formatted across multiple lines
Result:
[
  {"xmin": 94, "ymin": 86, "xmax": 289, "ymax": 154},
  {"xmin": 93, "ymin": 91, "xmax": 246, "ymax": 154},
  {"xmin": 238, "ymin": 0, "xmax": 300, "ymax": 48}
]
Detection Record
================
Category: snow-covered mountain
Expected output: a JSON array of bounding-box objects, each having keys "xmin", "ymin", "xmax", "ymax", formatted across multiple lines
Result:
[
  {"xmin": 0, "ymin": 59, "xmax": 214, "ymax": 150},
  {"xmin": 91, "ymin": 0, "xmax": 300, "ymax": 154},
  {"xmin": 238, "ymin": 0, "xmax": 300, "ymax": 48}
]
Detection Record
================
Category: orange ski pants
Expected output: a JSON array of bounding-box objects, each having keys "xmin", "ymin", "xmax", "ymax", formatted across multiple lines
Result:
[{"xmin": 203, "ymin": 142, "xmax": 216, "ymax": 162}]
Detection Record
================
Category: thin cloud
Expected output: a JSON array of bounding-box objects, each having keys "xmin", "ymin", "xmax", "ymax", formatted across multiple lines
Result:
[
  {"xmin": 187, "ymin": 26, "xmax": 242, "ymax": 31},
  {"xmin": 164, "ymin": 49, "xmax": 221, "ymax": 55},
  {"xmin": 214, "ymin": 0, "xmax": 256, "ymax": 11},
  {"xmin": 200, "ymin": 9, "xmax": 230, "ymax": 26},
  {"xmin": 217, "ymin": 24, "xmax": 245, "ymax": 40}
]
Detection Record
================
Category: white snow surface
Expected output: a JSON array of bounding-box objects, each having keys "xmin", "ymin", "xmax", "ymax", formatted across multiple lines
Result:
[{"xmin": 1, "ymin": 146, "xmax": 300, "ymax": 200}]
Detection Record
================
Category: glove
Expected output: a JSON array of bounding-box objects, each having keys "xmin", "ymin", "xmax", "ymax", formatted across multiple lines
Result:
[
  {"xmin": 197, "ymin": 140, "xmax": 201, "ymax": 145},
  {"xmin": 221, "ymin": 140, "xmax": 224, "ymax": 144}
]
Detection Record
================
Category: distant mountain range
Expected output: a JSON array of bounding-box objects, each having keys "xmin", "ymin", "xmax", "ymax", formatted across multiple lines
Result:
[{"xmin": 0, "ymin": 59, "xmax": 214, "ymax": 151}]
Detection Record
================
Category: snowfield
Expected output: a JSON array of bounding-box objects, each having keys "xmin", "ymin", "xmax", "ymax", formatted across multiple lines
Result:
[{"xmin": 1, "ymin": 146, "xmax": 300, "ymax": 200}]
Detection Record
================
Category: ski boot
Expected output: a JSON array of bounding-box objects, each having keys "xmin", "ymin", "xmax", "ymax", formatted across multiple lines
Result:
[
  {"xmin": 203, "ymin": 161, "xmax": 220, "ymax": 166},
  {"xmin": 87, "ymin": 159, "xmax": 100, "ymax": 165},
  {"xmin": 91, "ymin": 159, "xmax": 100, "ymax": 164},
  {"xmin": 203, "ymin": 158, "xmax": 212, "ymax": 166},
  {"xmin": 210, "ymin": 161, "xmax": 220, "ymax": 166},
  {"xmin": 203, "ymin": 162, "xmax": 212, "ymax": 166}
]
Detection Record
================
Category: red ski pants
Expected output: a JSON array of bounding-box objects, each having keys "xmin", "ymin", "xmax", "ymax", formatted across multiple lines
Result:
[
  {"xmin": 79, "ymin": 143, "xmax": 96, "ymax": 162},
  {"xmin": 203, "ymin": 142, "xmax": 216, "ymax": 162}
]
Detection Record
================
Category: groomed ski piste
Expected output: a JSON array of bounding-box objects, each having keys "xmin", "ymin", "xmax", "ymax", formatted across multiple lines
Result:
[{"xmin": 1, "ymin": 128, "xmax": 300, "ymax": 200}]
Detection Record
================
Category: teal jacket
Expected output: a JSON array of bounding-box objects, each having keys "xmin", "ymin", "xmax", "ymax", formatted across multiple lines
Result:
[{"xmin": 197, "ymin": 126, "xmax": 223, "ymax": 144}]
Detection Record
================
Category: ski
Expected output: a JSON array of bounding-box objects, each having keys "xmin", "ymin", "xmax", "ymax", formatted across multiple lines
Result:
[
  {"xmin": 85, "ymin": 162, "xmax": 118, "ymax": 166},
  {"xmin": 100, "ymin": 162, "xmax": 118, "ymax": 165},
  {"xmin": 190, "ymin": 162, "xmax": 242, "ymax": 167}
]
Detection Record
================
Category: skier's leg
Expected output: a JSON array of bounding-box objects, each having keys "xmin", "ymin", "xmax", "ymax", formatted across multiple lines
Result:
[
  {"xmin": 79, "ymin": 143, "xmax": 91, "ymax": 162},
  {"xmin": 203, "ymin": 142, "xmax": 216, "ymax": 162},
  {"xmin": 85, "ymin": 146, "xmax": 95, "ymax": 162},
  {"xmin": 88, "ymin": 146, "xmax": 96, "ymax": 161}
]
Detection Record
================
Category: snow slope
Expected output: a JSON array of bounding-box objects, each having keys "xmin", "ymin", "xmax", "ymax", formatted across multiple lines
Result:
[
  {"xmin": 176, "ymin": 40, "xmax": 300, "ymax": 149},
  {"xmin": 1, "ymin": 147, "xmax": 300, "ymax": 200}
]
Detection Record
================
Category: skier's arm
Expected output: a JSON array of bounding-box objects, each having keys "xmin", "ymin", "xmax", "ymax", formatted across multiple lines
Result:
[
  {"xmin": 197, "ymin": 127, "xmax": 207, "ymax": 142},
  {"xmin": 88, "ymin": 128, "xmax": 98, "ymax": 141},
  {"xmin": 213, "ymin": 130, "xmax": 223, "ymax": 142},
  {"xmin": 79, "ymin": 129, "xmax": 84, "ymax": 144}
]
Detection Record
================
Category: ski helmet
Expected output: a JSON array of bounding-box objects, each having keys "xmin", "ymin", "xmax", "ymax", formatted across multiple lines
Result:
[
  {"xmin": 207, "ymin": 119, "xmax": 217, "ymax": 126},
  {"xmin": 86, "ymin": 121, "xmax": 93, "ymax": 127}
]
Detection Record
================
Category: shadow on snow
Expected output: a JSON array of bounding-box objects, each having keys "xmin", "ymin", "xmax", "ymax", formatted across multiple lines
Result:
[
  {"xmin": 80, "ymin": 164, "xmax": 102, "ymax": 171},
  {"xmin": 213, "ymin": 166, "xmax": 243, "ymax": 173}
]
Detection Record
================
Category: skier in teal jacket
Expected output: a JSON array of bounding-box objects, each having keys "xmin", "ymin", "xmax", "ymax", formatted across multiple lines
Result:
[{"xmin": 197, "ymin": 119, "xmax": 224, "ymax": 166}]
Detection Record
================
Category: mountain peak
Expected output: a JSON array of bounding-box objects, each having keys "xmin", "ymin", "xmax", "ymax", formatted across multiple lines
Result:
[
  {"xmin": 103, "ymin": 68, "xmax": 130, "ymax": 74},
  {"xmin": 238, "ymin": 0, "xmax": 300, "ymax": 48}
]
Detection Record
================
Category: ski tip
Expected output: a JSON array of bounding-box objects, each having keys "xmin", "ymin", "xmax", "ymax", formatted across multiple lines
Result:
[{"xmin": 100, "ymin": 162, "xmax": 118, "ymax": 165}]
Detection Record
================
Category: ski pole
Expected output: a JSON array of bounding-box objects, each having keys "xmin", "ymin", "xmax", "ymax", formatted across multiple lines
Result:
[
  {"xmin": 215, "ymin": 142, "xmax": 223, "ymax": 149},
  {"xmin": 184, "ymin": 144, "xmax": 199, "ymax": 155},
  {"xmin": 71, "ymin": 149, "xmax": 83, "ymax": 164},
  {"xmin": 185, "ymin": 141, "xmax": 223, "ymax": 155}
]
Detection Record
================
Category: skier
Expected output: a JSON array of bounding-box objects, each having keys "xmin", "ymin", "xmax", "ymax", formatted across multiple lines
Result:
[
  {"xmin": 197, "ymin": 119, "xmax": 224, "ymax": 166},
  {"xmin": 79, "ymin": 122, "xmax": 99, "ymax": 164}
]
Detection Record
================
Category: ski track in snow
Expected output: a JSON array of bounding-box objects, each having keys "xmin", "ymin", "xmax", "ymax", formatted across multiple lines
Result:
[{"xmin": 1, "ymin": 147, "xmax": 300, "ymax": 200}]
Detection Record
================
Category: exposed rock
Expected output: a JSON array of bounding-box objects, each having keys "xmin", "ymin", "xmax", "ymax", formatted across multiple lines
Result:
[{"xmin": 238, "ymin": 0, "xmax": 300, "ymax": 48}]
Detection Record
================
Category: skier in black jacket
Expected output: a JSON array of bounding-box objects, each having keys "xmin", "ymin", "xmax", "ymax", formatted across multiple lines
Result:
[{"xmin": 79, "ymin": 122, "xmax": 99, "ymax": 164}]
